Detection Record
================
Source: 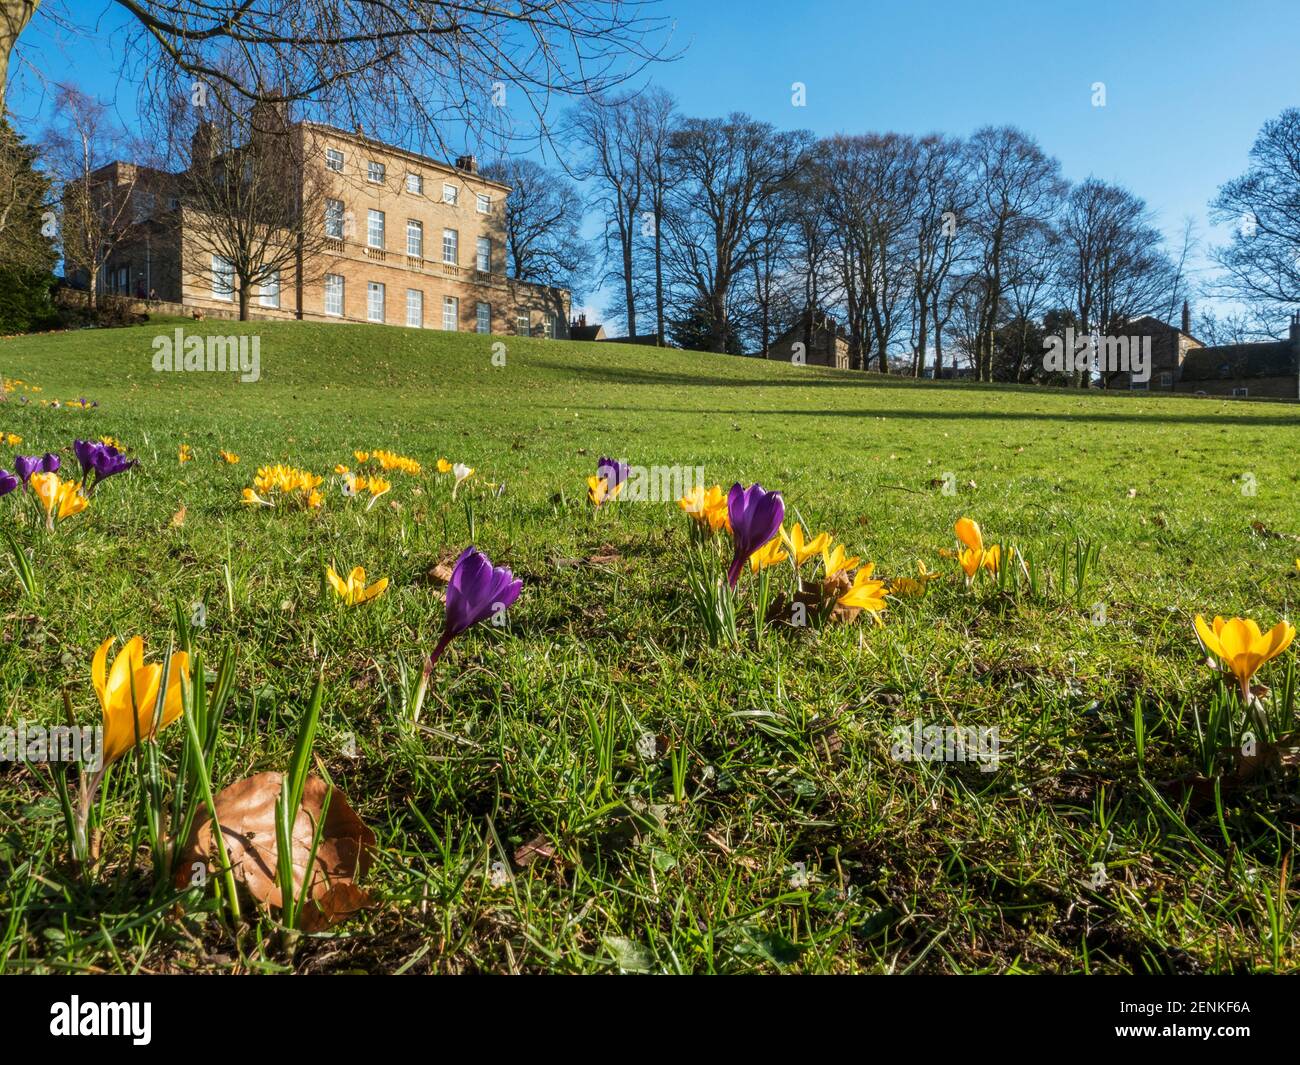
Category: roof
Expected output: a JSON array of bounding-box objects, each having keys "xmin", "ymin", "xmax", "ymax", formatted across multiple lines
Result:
[
  {"xmin": 1125, "ymin": 315, "xmax": 1203, "ymax": 347},
  {"xmin": 570, "ymin": 324, "xmax": 606, "ymax": 341},
  {"xmin": 300, "ymin": 122, "xmax": 512, "ymax": 193},
  {"xmin": 1180, "ymin": 341, "xmax": 1298, "ymax": 381}
]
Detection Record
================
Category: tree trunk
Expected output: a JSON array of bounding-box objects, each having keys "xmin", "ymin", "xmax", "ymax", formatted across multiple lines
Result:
[
  {"xmin": 0, "ymin": 0, "xmax": 39, "ymax": 114},
  {"xmin": 239, "ymin": 284, "xmax": 250, "ymax": 321},
  {"xmin": 933, "ymin": 301, "xmax": 943, "ymax": 379},
  {"xmin": 653, "ymin": 201, "xmax": 664, "ymax": 345}
]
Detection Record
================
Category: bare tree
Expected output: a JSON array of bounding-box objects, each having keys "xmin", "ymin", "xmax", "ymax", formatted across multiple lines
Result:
[
  {"xmin": 1209, "ymin": 108, "xmax": 1300, "ymax": 320},
  {"xmin": 966, "ymin": 126, "xmax": 1066, "ymax": 382},
  {"xmin": 629, "ymin": 86, "xmax": 675, "ymax": 345},
  {"xmin": 2, "ymin": 2, "xmax": 675, "ymax": 148},
  {"xmin": 155, "ymin": 88, "xmax": 334, "ymax": 320},
  {"xmin": 43, "ymin": 85, "xmax": 143, "ymax": 308},
  {"xmin": 482, "ymin": 157, "xmax": 591, "ymax": 295},
  {"xmin": 663, "ymin": 114, "xmax": 811, "ymax": 354}
]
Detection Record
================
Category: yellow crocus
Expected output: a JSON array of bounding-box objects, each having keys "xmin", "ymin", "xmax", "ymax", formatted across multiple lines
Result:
[
  {"xmin": 354, "ymin": 451, "xmax": 370, "ymax": 464},
  {"xmin": 93, "ymin": 636, "xmax": 190, "ymax": 767},
  {"xmin": 587, "ymin": 474, "xmax": 611, "ymax": 506},
  {"xmin": 5, "ymin": 432, "xmax": 21, "ymax": 445},
  {"xmin": 837, "ymin": 564, "xmax": 888, "ymax": 613},
  {"xmin": 437, "ymin": 458, "xmax": 453, "ymax": 474},
  {"xmin": 1194, "ymin": 614, "xmax": 1295, "ymax": 701},
  {"xmin": 31, "ymin": 472, "xmax": 88, "ymax": 529},
  {"xmin": 326, "ymin": 565, "xmax": 389, "ymax": 606},
  {"xmin": 219, "ymin": 450, "xmax": 240, "ymax": 465},
  {"xmin": 749, "ymin": 534, "xmax": 789, "ymax": 573},
  {"xmin": 782, "ymin": 524, "xmax": 832, "ymax": 567},
  {"xmin": 241, "ymin": 487, "xmax": 273, "ymax": 507},
  {"xmin": 955, "ymin": 517, "xmax": 1000, "ymax": 581},
  {"xmin": 178, "ymin": 444, "xmax": 193, "ymax": 463},
  {"xmin": 822, "ymin": 542, "xmax": 861, "ymax": 579}
]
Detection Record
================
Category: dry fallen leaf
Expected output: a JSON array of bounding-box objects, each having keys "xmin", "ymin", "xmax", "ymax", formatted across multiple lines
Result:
[
  {"xmin": 171, "ymin": 506, "xmax": 186, "ymax": 527},
  {"xmin": 513, "ymin": 832, "xmax": 558, "ymax": 868},
  {"xmin": 176, "ymin": 771, "xmax": 375, "ymax": 930}
]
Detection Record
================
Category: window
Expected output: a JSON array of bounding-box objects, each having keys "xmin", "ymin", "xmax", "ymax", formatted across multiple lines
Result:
[
  {"xmin": 476, "ymin": 301, "xmax": 491, "ymax": 334},
  {"xmin": 476, "ymin": 193, "xmax": 491, "ymax": 214},
  {"xmin": 367, "ymin": 209, "xmax": 385, "ymax": 249},
  {"xmin": 476, "ymin": 236, "xmax": 491, "ymax": 273},
  {"xmin": 1232, "ymin": 387, "xmax": 1249, "ymax": 397},
  {"xmin": 326, "ymin": 148, "xmax": 344, "ymax": 172},
  {"xmin": 406, "ymin": 172, "xmax": 423, "ymax": 195},
  {"xmin": 1159, "ymin": 371, "xmax": 1173, "ymax": 388},
  {"xmin": 1129, "ymin": 379, "xmax": 1148, "ymax": 392},
  {"xmin": 368, "ymin": 161, "xmax": 386, "ymax": 184},
  {"xmin": 212, "ymin": 255, "xmax": 234, "ymax": 301},
  {"xmin": 259, "ymin": 269, "xmax": 280, "ymax": 309},
  {"xmin": 406, "ymin": 289, "xmax": 423, "ymax": 328},
  {"xmin": 443, "ymin": 296, "xmax": 459, "ymax": 331},
  {"xmin": 442, "ymin": 228, "xmax": 458, "ymax": 264},
  {"xmin": 325, "ymin": 198, "xmax": 344, "ymax": 239},
  {"xmin": 544, "ymin": 313, "xmax": 556, "ymax": 340},
  {"xmin": 324, "ymin": 274, "xmax": 344, "ymax": 316},
  {"xmin": 516, "ymin": 315, "xmax": 530, "ymax": 336},
  {"xmin": 443, "ymin": 183, "xmax": 459, "ymax": 206},
  {"xmin": 406, "ymin": 219, "xmax": 423, "ymax": 258},
  {"xmin": 367, "ymin": 282, "xmax": 385, "ymax": 322}
]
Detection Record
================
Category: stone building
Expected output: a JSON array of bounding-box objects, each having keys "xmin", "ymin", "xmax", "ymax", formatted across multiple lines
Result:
[
  {"xmin": 765, "ymin": 310, "xmax": 849, "ymax": 368},
  {"xmin": 67, "ymin": 121, "xmax": 569, "ymax": 338}
]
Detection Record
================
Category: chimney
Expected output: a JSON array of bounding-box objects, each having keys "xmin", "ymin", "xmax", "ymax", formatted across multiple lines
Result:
[
  {"xmin": 456, "ymin": 154, "xmax": 478, "ymax": 174},
  {"xmin": 191, "ymin": 120, "xmax": 216, "ymax": 166},
  {"xmin": 1181, "ymin": 299, "xmax": 1191, "ymax": 336},
  {"xmin": 1291, "ymin": 310, "xmax": 1300, "ymax": 344}
]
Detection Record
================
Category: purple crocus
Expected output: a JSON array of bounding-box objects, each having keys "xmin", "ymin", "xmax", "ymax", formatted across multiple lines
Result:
[
  {"xmin": 13, "ymin": 453, "xmax": 57, "ymax": 486},
  {"xmin": 428, "ymin": 546, "xmax": 523, "ymax": 665},
  {"xmin": 596, "ymin": 457, "xmax": 630, "ymax": 490},
  {"xmin": 0, "ymin": 469, "xmax": 16, "ymax": 496},
  {"xmin": 726, "ymin": 483, "xmax": 785, "ymax": 588},
  {"xmin": 74, "ymin": 438, "xmax": 136, "ymax": 490}
]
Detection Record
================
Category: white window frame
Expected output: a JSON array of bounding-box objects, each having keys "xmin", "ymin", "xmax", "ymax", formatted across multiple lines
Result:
[
  {"xmin": 476, "ymin": 193, "xmax": 491, "ymax": 214},
  {"xmin": 259, "ymin": 269, "xmax": 280, "ymax": 309},
  {"xmin": 517, "ymin": 315, "xmax": 530, "ymax": 336},
  {"xmin": 325, "ymin": 198, "xmax": 344, "ymax": 239},
  {"xmin": 367, "ymin": 281, "xmax": 385, "ymax": 323},
  {"xmin": 406, "ymin": 288, "xmax": 423, "ymax": 328},
  {"xmin": 443, "ymin": 183, "xmax": 459, "ymax": 206},
  {"xmin": 476, "ymin": 301, "xmax": 491, "ymax": 334},
  {"xmin": 406, "ymin": 219, "xmax": 423, "ymax": 258},
  {"xmin": 1159, "ymin": 371, "xmax": 1173, "ymax": 388},
  {"xmin": 1232, "ymin": 386, "xmax": 1249, "ymax": 397},
  {"xmin": 443, "ymin": 295, "xmax": 459, "ymax": 331},
  {"xmin": 405, "ymin": 171, "xmax": 423, "ymax": 195},
  {"xmin": 325, "ymin": 148, "xmax": 344, "ymax": 172},
  {"xmin": 544, "ymin": 313, "xmax": 556, "ymax": 339},
  {"xmin": 476, "ymin": 236, "xmax": 491, "ymax": 273},
  {"xmin": 442, "ymin": 228, "xmax": 458, "ymax": 265},
  {"xmin": 324, "ymin": 274, "xmax": 344, "ymax": 317},
  {"xmin": 367, "ymin": 209, "xmax": 385, "ymax": 249},
  {"xmin": 367, "ymin": 160, "xmax": 386, "ymax": 184},
  {"xmin": 212, "ymin": 255, "xmax": 234, "ymax": 302}
]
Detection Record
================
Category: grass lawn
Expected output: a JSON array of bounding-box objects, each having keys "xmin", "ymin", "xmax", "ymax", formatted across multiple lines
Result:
[{"xmin": 2, "ymin": 315, "xmax": 1299, "ymax": 973}]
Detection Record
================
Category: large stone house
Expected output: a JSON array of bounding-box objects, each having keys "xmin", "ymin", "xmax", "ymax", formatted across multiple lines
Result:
[{"xmin": 67, "ymin": 120, "xmax": 569, "ymax": 338}]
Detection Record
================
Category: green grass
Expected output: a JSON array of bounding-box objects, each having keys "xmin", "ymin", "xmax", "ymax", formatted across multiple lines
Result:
[{"xmin": 2, "ymin": 315, "xmax": 1299, "ymax": 973}]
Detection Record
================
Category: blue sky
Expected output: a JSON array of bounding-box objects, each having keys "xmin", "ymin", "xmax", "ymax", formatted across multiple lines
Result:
[{"xmin": 9, "ymin": 0, "xmax": 1297, "ymax": 323}]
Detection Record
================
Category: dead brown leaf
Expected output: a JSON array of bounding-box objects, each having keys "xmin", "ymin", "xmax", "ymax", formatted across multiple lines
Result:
[
  {"xmin": 513, "ymin": 833, "xmax": 558, "ymax": 868},
  {"xmin": 171, "ymin": 506, "xmax": 186, "ymax": 527},
  {"xmin": 176, "ymin": 771, "xmax": 375, "ymax": 930}
]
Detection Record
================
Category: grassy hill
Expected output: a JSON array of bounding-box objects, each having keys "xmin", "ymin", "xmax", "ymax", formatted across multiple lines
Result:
[{"xmin": 2, "ymin": 317, "xmax": 1299, "ymax": 973}]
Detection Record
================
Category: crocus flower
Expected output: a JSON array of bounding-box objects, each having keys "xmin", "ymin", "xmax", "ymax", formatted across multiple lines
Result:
[
  {"xmin": 838, "ymin": 564, "xmax": 889, "ymax": 613},
  {"xmin": 822, "ymin": 543, "xmax": 861, "ymax": 579},
  {"xmin": 587, "ymin": 474, "xmax": 613, "ymax": 506},
  {"xmin": 749, "ymin": 534, "xmax": 788, "ymax": 573},
  {"xmin": 14, "ymin": 453, "xmax": 56, "ymax": 485},
  {"xmin": 596, "ymin": 458, "xmax": 630, "ymax": 490},
  {"xmin": 678, "ymin": 484, "xmax": 730, "ymax": 533},
  {"xmin": 74, "ymin": 438, "xmax": 101, "ymax": 479},
  {"xmin": 436, "ymin": 458, "xmax": 453, "ymax": 473},
  {"xmin": 93, "ymin": 636, "xmax": 189, "ymax": 766},
  {"xmin": 219, "ymin": 450, "xmax": 240, "ymax": 465},
  {"xmin": 241, "ymin": 487, "xmax": 274, "ymax": 506},
  {"xmin": 30, "ymin": 472, "xmax": 88, "ymax": 528},
  {"xmin": 5, "ymin": 432, "xmax": 21, "ymax": 445},
  {"xmin": 781, "ymin": 524, "xmax": 831, "ymax": 567},
  {"xmin": 726, "ymin": 483, "xmax": 785, "ymax": 588},
  {"xmin": 1194, "ymin": 614, "xmax": 1295, "ymax": 702},
  {"xmin": 90, "ymin": 445, "xmax": 136, "ymax": 486},
  {"xmin": 452, "ymin": 462, "xmax": 475, "ymax": 499},
  {"xmin": 0, "ymin": 469, "xmax": 15, "ymax": 496},
  {"xmin": 178, "ymin": 444, "xmax": 193, "ymax": 463},
  {"xmin": 366, "ymin": 476, "xmax": 391, "ymax": 509},
  {"xmin": 326, "ymin": 565, "xmax": 389, "ymax": 606},
  {"xmin": 429, "ymin": 546, "xmax": 522, "ymax": 665},
  {"xmin": 955, "ymin": 517, "xmax": 1000, "ymax": 581}
]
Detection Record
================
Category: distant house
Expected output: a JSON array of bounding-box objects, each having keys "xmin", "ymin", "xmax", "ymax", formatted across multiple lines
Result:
[
  {"xmin": 569, "ymin": 313, "xmax": 606, "ymax": 342},
  {"xmin": 1115, "ymin": 305, "xmax": 1300, "ymax": 399},
  {"xmin": 765, "ymin": 310, "xmax": 849, "ymax": 369}
]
